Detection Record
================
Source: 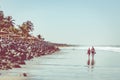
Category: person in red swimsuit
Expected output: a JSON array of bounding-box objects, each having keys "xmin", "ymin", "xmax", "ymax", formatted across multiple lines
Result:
[{"xmin": 91, "ymin": 46, "xmax": 96, "ymax": 59}]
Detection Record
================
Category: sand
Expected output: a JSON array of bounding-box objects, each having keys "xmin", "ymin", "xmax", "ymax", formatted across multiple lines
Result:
[
  {"xmin": 0, "ymin": 76, "xmax": 27, "ymax": 80},
  {"xmin": 1, "ymin": 47, "xmax": 120, "ymax": 80}
]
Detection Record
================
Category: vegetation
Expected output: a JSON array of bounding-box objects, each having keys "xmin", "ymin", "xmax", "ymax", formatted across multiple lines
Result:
[
  {"xmin": 0, "ymin": 11, "xmax": 60, "ymax": 70},
  {"xmin": 0, "ymin": 11, "xmax": 36, "ymax": 39}
]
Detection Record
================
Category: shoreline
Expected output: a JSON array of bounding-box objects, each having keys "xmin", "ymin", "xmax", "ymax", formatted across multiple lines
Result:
[
  {"xmin": 0, "ymin": 38, "xmax": 60, "ymax": 70},
  {"xmin": 0, "ymin": 76, "xmax": 27, "ymax": 80}
]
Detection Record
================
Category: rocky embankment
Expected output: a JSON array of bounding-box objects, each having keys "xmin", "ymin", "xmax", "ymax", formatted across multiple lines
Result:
[{"xmin": 0, "ymin": 38, "xmax": 59, "ymax": 70}]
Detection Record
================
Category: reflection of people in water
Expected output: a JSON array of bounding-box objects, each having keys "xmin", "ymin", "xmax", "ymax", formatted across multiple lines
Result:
[
  {"xmin": 87, "ymin": 46, "xmax": 96, "ymax": 69},
  {"xmin": 87, "ymin": 58, "xmax": 90, "ymax": 66},
  {"xmin": 87, "ymin": 57, "xmax": 95, "ymax": 69},
  {"xmin": 91, "ymin": 58, "xmax": 95, "ymax": 68}
]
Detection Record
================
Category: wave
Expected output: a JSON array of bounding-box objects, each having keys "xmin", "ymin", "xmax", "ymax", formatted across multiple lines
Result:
[
  {"xmin": 95, "ymin": 47, "xmax": 120, "ymax": 53},
  {"xmin": 59, "ymin": 46, "xmax": 120, "ymax": 53}
]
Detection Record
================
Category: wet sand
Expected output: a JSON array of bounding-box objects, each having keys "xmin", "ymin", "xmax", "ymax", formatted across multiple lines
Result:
[
  {"xmin": 0, "ymin": 76, "xmax": 27, "ymax": 80},
  {"xmin": 1, "ymin": 47, "xmax": 120, "ymax": 80}
]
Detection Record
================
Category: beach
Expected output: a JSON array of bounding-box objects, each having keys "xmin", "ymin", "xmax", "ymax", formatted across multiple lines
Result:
[
  {"xmin": 1, "ymin": 46, "xmax": 120, "ymax": 80},
  {"xmin": 0, "ymin": 1, "xmax": 120, "ymax": 79},
  {"xmin": 0, "ymin": 76, "xmax": 27, "ymax": 80},
  {"xmin": 0, "ymin": 38, "xmax": 59, "ymax": 70},
  {"xmin": 0, "ymin": 37, "xmax": 59, "ymax": 80}
]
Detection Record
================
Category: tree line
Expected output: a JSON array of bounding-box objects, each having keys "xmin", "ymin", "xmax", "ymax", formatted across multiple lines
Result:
[{"xmin": 0, "ymin": 11, "xmax": 42, "ymax": 39}]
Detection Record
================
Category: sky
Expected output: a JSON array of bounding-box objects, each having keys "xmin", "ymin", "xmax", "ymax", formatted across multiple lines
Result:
[{"xmin": 0, "ymin": 0, "xmax": 120, "ymax": 45}]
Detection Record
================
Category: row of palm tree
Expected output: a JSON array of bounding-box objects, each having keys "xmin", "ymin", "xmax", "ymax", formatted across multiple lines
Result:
[
  {"xmin": 0, "ymin": 11, "xmax": 14, "ymax": 31},
  {"xmin": 19, "ymin": 20, "xmax": 34, "ymax": 38},
  {"xmin": 0, "ymin": 11, "xmax": 35, "ymax": 39}
]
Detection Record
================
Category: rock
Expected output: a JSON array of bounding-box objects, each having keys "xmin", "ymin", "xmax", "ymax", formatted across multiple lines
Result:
[
  {"xmin": 18, "ymin": 61, "xmax": 26, "ymax": 65},
  {"xmin": 23, "ymin": 73, "xmax": 27, "ymax": 77},
  {"xmin": 13, "ymin": 64, "xmax": 21, "ymax": 68}
]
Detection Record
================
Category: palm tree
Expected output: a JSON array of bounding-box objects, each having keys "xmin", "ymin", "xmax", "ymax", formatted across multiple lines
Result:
[
  {"xmin": 25, "ymin": 20, "xmax": 34, "ymax": 32},
  {"xmin": 37, "ymin": 34, "xmax": 44, "ymax": 41},
  {"xmin": 19, "ymin": 20, "xmax": 34, "ymax": 38},
  {"xmin": 0, "ymin": 11, "xmax": 4, "ymax": 31},
  {"xmin": 0, "ymin": 11, "xmax": 15, "ymax": 32},
  {"xmin": 4, "ymin": 16, "xmax": 15, "ymax": 29},
  {"xmin": 37, "ymin": 34, "xmax": 41, "ymax": 39},
  {"xmin": 9, "ymin": 26, "xmax": 19, "ymax": 34},
  {"xmin": 0, "ymin": 11, "xmax": 4, "ymax": 21}
]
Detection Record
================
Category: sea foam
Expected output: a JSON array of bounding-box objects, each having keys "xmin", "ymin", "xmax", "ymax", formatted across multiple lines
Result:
[{"xmin": 59, "ymin": 46, "xmax": 120, "ymax": 53}]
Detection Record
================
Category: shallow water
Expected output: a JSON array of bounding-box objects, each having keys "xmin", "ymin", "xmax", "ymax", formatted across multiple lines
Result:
[{"xmin": 1, "ymin": 47, "xmax": 120, "ymax": 80}]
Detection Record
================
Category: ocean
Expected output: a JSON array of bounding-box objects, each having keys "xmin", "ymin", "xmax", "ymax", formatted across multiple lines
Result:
[{"xmin": 1, "ymin": 46, "xmax": 120, "ymax": 80}]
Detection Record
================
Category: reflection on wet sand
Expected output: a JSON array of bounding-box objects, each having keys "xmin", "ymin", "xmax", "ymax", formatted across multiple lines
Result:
[
  {"xmin": 87, "ymin": 47, "xmax": 96, "ymax": 70},
  {"xmin": 87, "ymin": 57, "xmax": 95, "ymax": 69}
]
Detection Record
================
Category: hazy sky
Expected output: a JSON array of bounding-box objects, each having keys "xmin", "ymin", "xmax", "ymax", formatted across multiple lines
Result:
[{"xmin": 0, "ymin": 0, "xmax": 120, "ymax": 45}]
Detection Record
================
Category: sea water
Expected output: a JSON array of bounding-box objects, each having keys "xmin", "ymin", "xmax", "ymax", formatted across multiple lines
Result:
[{"xmin": 1, "ymin": 46, "xmax": 120, "ymax": 80}]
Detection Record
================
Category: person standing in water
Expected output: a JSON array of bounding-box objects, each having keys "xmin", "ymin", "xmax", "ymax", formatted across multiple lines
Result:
[
  {"xmin": 87, "ymin": 46, "xmax": 96, "ymax": 68},
  {"xmin": 91, "ymin": 46, "xmax": 96, "ymax": 59}
]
